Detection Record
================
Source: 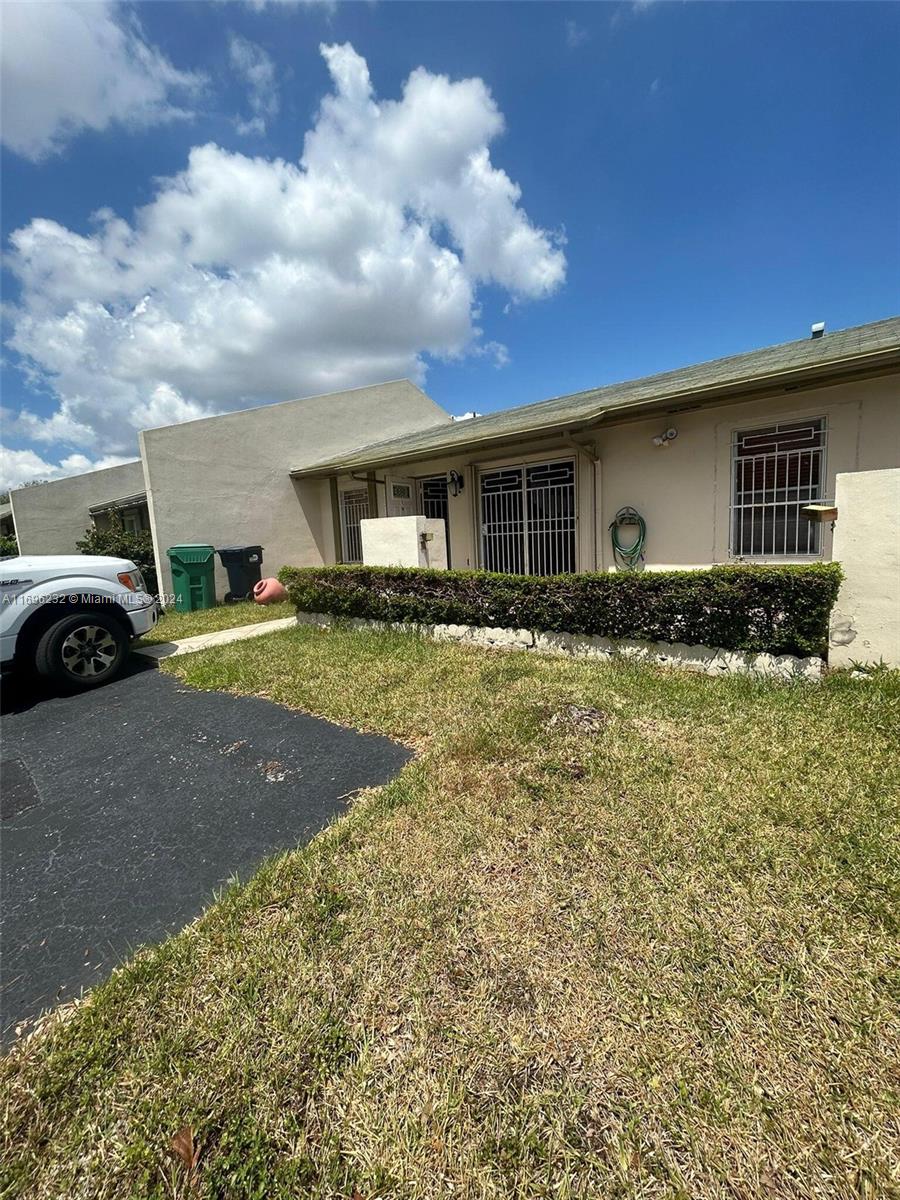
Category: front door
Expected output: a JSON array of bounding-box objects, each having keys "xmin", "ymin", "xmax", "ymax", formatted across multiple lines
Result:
[{"xmin": 387, "ymin": 477, "xmax": 417, "ymax": 517}]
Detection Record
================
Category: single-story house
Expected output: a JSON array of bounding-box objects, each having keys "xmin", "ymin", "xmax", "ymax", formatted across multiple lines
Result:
[
  {"xmin": 9, "ymin": 318, "xmax": 899, "ymax": 662},
  {"xmin": 293, "ymin": 318, "xmax": 899, "ymax": 576}
]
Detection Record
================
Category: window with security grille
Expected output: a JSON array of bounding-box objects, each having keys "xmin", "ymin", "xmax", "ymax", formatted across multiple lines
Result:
[
  {"xmin": 730, "ymin": 419, "xmax": 826, "ymax": 557},
  {"xmin": 418, "ymin": 475, "xmax": 451, "ymax": 567},
  {"xmin": 340, "ymin": 488, "xmax": 369, "ymax": 562},
  {"xmin": 480, "ymin": 458, "xmax": 576, "ymax": 575}
]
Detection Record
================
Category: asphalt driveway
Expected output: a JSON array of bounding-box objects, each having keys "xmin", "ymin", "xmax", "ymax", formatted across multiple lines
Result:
[{"xmin": 1, "ymin": 658, "xmax": 411, "ymax": 1044}]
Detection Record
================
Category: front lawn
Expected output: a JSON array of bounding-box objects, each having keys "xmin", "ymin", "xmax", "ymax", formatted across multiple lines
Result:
[
  {"xmin": 137, "ymin": 598, "xmax": 294, "ymax": 644},
  {"xmin": 3, "ymin": 626, "xmax": 899, "ymax": 1199}
]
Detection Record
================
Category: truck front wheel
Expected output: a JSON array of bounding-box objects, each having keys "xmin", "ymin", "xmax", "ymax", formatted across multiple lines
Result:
[{"xmin": 34, "ymin": 613, "xmax": 128, "ymax": 690}]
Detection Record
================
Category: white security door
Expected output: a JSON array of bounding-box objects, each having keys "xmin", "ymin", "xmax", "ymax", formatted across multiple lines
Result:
[
  {"xmin": 340, "ymin": 489, "xmax": 370, "ymax": 562},
  {"xmin": 480, "ymin": 459, "xmax": 575, "ymax": 575},
  {"xmin": 524, "ymin": 459, "xmax": 577, "ymax": 576},
  {"xmin": 480, "ymin": 466, "xmax": 526, "ymax": 574}
]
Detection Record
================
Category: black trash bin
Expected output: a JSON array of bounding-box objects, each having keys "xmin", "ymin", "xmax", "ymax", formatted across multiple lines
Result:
[{"xmin": 217, "ymin": 545, "xmax": 264, "ymax": 602}]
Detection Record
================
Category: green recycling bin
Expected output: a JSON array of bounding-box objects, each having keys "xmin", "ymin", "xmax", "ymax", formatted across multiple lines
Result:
[{"xmin": 167, "ymin": 544, "xmax": 216, "ymax": 613}]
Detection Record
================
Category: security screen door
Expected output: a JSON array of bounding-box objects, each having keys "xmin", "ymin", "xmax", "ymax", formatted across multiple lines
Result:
[
  {"xmin": 480, "ymin": 458, "xmax": 576, "ymax": 575},
  {"xmin": 340, "ymin": 488, "xmax": 369, "ymax": 562}
]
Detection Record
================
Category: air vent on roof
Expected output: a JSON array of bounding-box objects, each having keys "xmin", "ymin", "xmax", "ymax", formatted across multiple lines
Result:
[{"xmin": 810, "ymin": 321, "xmax": 826, "ymax": 339}]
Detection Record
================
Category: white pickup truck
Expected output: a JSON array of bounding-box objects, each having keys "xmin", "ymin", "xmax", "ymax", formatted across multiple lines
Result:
[{"xmin": 0, "ymin": 555, "xmax": 158, "ymax": 690}]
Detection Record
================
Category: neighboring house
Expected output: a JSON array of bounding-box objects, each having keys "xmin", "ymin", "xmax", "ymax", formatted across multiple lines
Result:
[
  {"xmin": 89, "ymin": 492, "xmax": 151, "ymax": 535},
  {"xmin": 0, "ymin": 502, "xmax": 15, "ymax": 541},
  {"xmin": 9, "ymin": 381, "xmax": 450, "ymax": 600},
  {"xmin": 9, "ymin": 461, "xmax": 148, "ymax": 557},
  {"xmin": 139, "ymin": 380, "xmax": 450, "ymax": 598},
  {"xmin": 294, "ymin": 318, "xmax": 900, "ymax": 575}
]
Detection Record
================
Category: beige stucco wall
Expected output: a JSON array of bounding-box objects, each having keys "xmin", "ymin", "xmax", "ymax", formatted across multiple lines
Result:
[
  {"xmin": 828, "ymin": 468, "xmax": 900, "ymax": 668},
  {"xmin": 596, "ymin": 373, "xmax": 899, "ymax": 570},
  {"xmin": 141, "ymin": 380, "xmax": 449, "ymax": 598},
  {"xmin": 344, "ymin": 373, "xmax": 898, "ymax": 575},
  {"xmin": 8, "ymin": 461, "xmax": 146, "ymax": 555}
]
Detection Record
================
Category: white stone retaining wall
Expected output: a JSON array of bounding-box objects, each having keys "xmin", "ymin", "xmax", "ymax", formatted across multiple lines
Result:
[{"xmin": 295, "ymin": 611, "xmax": 824, "ymax": 681}]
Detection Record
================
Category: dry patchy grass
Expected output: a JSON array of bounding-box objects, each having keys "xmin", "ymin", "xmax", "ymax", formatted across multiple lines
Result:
[{"xmin": 3, "ymin": 625, "xmax": 899, "ymax": 1199}]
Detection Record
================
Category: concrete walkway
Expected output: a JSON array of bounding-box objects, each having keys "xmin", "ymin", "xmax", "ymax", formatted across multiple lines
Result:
[{"xmin": 135, "ymin": 615, "xmax": 296, "ymax": 660}]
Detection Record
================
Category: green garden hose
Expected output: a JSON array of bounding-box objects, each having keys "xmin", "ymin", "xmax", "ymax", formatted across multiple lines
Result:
[{"xmin": 609, "ymin": 507, "xmax": 646, "ymax": 570}]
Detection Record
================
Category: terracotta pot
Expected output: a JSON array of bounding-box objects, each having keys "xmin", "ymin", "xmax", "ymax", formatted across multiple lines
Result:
[{"xmin": 253, "ymin": 577, "xmax": 288, "ymax": 605}]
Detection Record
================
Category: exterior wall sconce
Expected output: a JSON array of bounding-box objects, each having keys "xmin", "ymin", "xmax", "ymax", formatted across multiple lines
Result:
[
  {"xmin": 652, "ymin": 427, "xmax": 678, "ymax": 447},
  {"xmin": 448, "ymin": 470, "xmax": 465, "ymax": 496}
]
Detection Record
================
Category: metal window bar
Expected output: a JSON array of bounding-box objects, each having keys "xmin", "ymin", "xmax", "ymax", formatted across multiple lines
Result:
[
  {"xmin": 480, "ymin": 459, "xmax": 576, "ymax": 575},
  {"xmin": 340, "ymin": 488, "xmax": 369, "ymax": 563},
  {"xmin": 417, "ymin": 475, "xmax": 451, "ymax": 567},
  {"xmin": 730, "ymin": 419, "xmax": 825, "ymax": 557}
]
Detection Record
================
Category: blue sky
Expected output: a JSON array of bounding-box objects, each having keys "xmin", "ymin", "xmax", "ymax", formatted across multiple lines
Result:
[{"xmin": 1, "ymin": 0, "xmax": 898, "ymax": 489}]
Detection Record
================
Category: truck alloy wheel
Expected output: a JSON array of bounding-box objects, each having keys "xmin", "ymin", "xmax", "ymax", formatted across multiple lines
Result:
[
  {"xmin": 35, "ymin": 614, "xmax": 128, "ymax": 690},
  {"xmin": 61, "ymin": 624, "xmax": 119, "ymax": 679}
]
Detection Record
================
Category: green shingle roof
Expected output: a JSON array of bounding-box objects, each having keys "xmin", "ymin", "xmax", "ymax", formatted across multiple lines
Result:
[
  {"xmin": 292, "ymin": 316, "xmax": 900, "ymax": 477},
  {"xmin": 87, "ymin": 491, "xmax": 147, "ymax": 515}
]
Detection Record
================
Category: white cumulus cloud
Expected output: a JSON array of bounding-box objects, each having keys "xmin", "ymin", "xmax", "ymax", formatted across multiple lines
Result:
[
  {"xmin": 229, "ymin": 33, "xmax": 279, "ymax": 135},
  {"xmin": 4, "ymin": 42, "xmax": 566, "ymax": 476},
  {"xmin": 0, "ymin": 446, "xmax": 136, "ymax": 493},
  {"xmin": 0, "ymin": 1, "xmax": 204, "ymax": 161}
]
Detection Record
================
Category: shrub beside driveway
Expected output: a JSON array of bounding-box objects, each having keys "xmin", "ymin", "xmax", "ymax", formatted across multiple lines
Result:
[{"xmin": 3, "ymin": 624, "xmax": 899, "ymax": 1198}]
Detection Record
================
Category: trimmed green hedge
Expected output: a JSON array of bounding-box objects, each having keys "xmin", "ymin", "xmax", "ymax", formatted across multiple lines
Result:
[{"xmin": 279, "ymin": 563, "xmax": 843, "ymax": 658}]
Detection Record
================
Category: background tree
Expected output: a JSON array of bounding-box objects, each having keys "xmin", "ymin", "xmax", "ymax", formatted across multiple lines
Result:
[{"xmin": 76, "ymin": 513, "xmax": 158, "ymax": 596}]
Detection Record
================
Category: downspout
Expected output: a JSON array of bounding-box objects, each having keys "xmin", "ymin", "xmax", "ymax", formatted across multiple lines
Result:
[
  {"xmin": 366, "ymin": 471, "xmax": 379, "ymax": 520},
  {"xmin": 564, "ymin": 435, "xmax": 602, "ymax": 572},
  {"xmin": 593, "ymin": 451, "xmax": 603, "ymax": 572}
]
